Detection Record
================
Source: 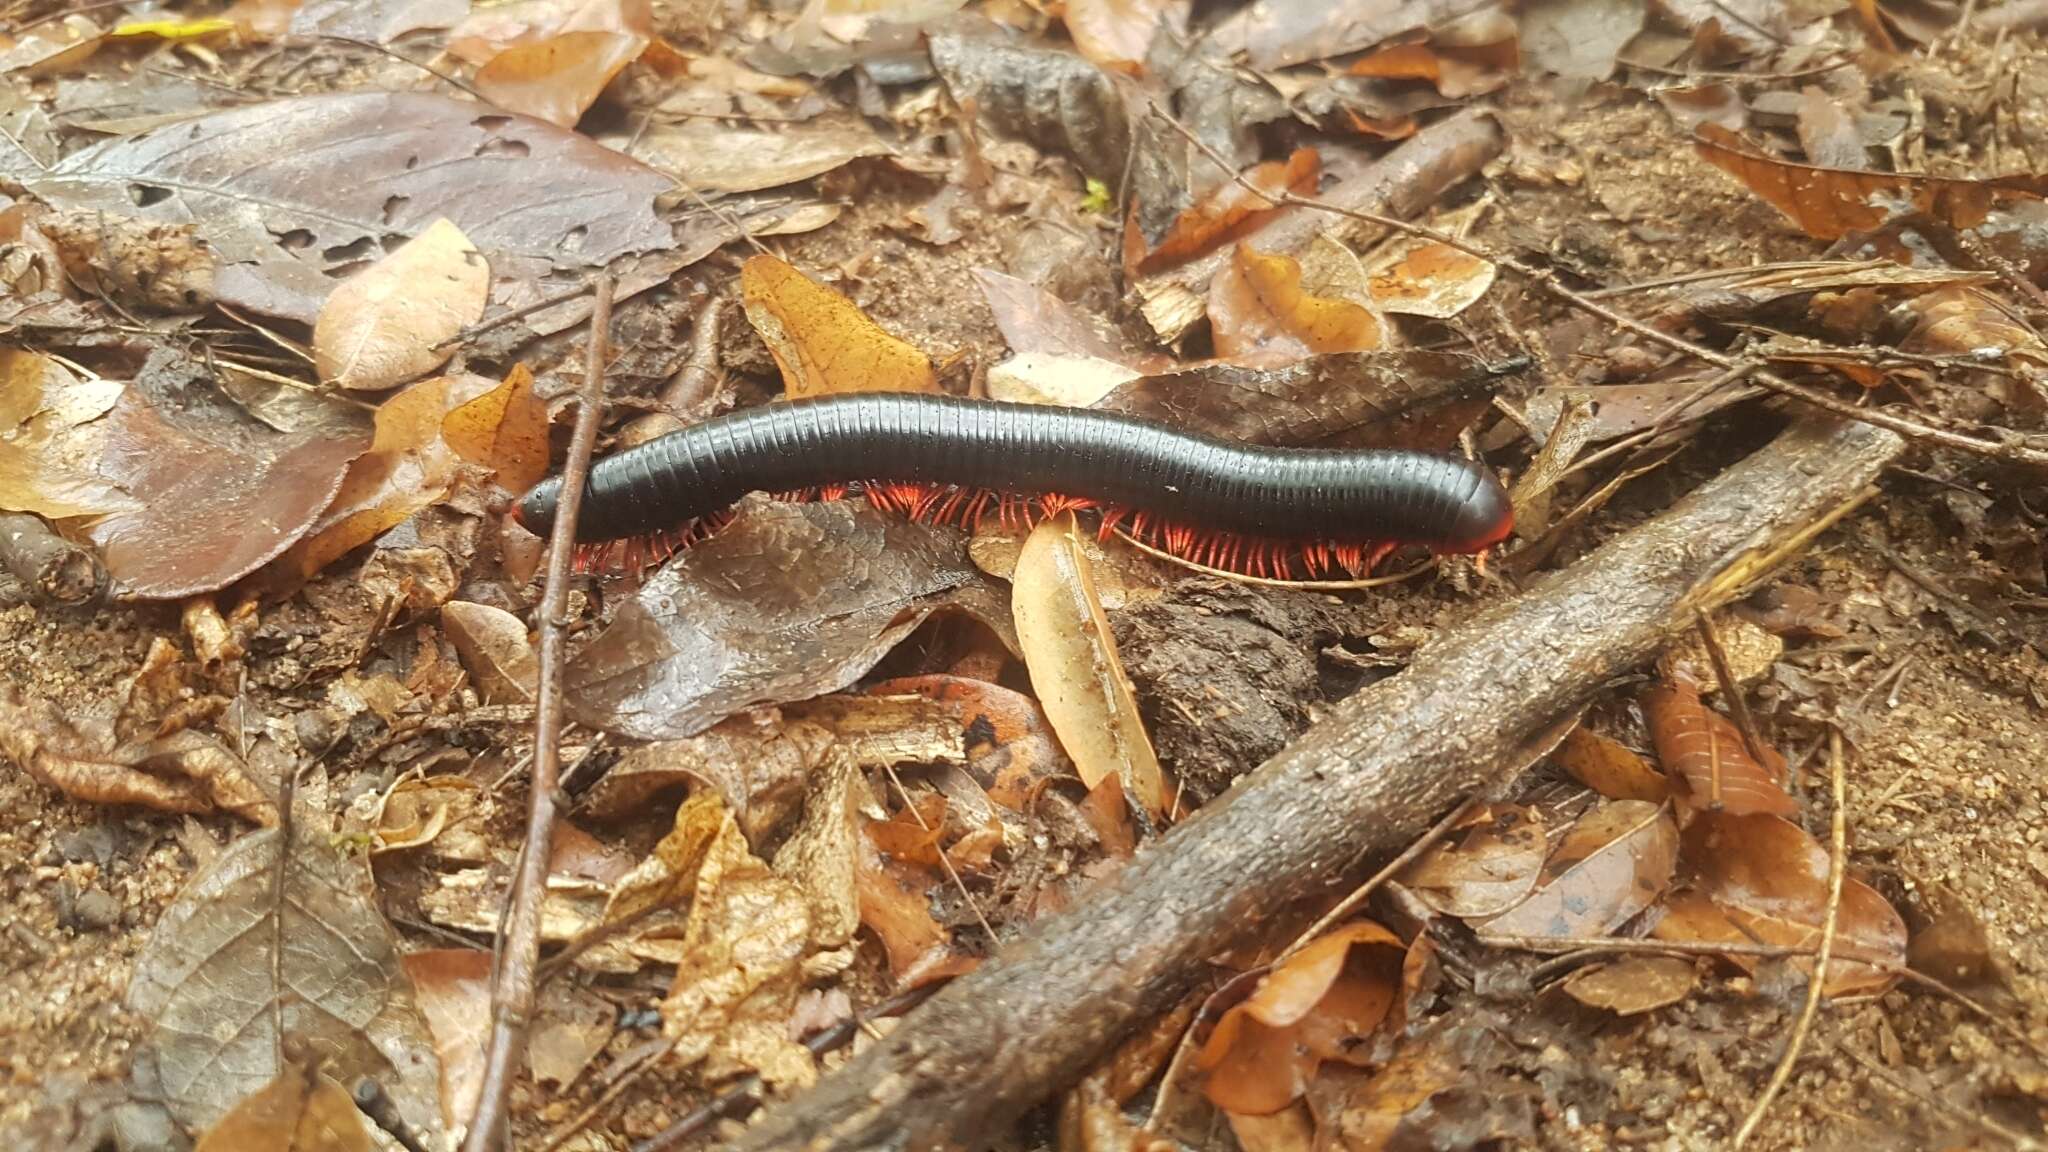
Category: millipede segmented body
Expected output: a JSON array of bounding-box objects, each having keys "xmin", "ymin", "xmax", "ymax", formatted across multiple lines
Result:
[{"xmin": 514, "ymin": 394, "xmax": 1513, "ymax": 580}]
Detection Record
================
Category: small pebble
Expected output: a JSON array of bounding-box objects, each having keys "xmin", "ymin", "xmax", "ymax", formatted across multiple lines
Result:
[{"xmin": 71, "ymin": 888, "xmax": 122, "ymax": 932}]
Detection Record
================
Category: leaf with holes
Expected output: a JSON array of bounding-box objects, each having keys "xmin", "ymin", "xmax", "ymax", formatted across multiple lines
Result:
[
  {"xmin": 26, "ymin": 91, "xmax": 675, "ymax": 323},
  {"xmin": 314, "ymin": 219, "xmax": 488, "ymax": 392}
]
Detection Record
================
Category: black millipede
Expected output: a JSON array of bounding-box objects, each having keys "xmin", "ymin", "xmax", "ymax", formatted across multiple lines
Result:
[{"xmin": 512, "ymin": 393, "xmax": 1514, "ymax": 581}]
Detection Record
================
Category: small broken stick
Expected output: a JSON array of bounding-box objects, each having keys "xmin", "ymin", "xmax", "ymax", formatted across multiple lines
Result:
[{"xmin": 0, "ymin": 511, "xmax": 106, "ymax": 607}]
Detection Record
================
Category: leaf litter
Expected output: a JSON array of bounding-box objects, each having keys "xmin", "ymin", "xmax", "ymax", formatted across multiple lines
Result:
[{"xmin": 0, "ymin": 2, "xmax": 2039, "ymax": 1150}]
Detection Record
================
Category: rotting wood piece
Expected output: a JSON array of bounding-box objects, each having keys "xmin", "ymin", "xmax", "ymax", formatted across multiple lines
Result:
[{"xmin": 734, "ymin": 417, "xmax": 1904, "ymax": 1152}]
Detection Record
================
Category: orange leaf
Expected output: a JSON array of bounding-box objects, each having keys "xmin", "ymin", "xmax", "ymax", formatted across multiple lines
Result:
[
  {"xmin": 1553, "ymin": 727, "xmax": 1671, "ymax": 803},
  {"xmin": 740, "ymin": 254, "xmax": 938, "ymax": 397},
  {"xmin": 1130, "ymin": 148, "xmax": 1320, "ymax": 276},
  {"xmin": 448, "ymin": 0, "xmax": 652, "ymax": 64},
  {"xmin": 1695, "ymin": 124, "xmax": 2048, "ymax": 241},
  {"xmin": 443, "ymin": 362, "xmax": 551, "ymax": 492},
  {"xmin": 866, "ymin": 674, "xmax": 1072, "ymax": 812},
  {"xmin": 1209, "ymin": 244, "xmax": 1381, "ymax": 367},
  {"xmin": 1366, "ymin": 241, "xmax": 1495, "ymax": 319},
  {"xmin": 473, "ymin": 30, "xmax": 647, "ymax": 128},
  {"xmin": 1643, "ymin": 680, "xmax": 1799, "ymax": 817}
]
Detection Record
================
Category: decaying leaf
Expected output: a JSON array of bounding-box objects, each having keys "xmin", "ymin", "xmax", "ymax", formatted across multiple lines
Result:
[
  {"xmin": 568, "ymin": 497, "xmax": 976, "ymax": 740},
  {"xmin": 1659, "ymin": 812, "xmax": 1908, "ymax": 996},
  {"xmin": 929, "ymin": 32, "xmax": 1131, "ymax": 187},
  {"xmin": 0, "ymin": 348, "xmax": 136, "ymax": 521},
  {"xmin": 193, "ymin": 1060, "xmax": 372, "ymax": 1152},
  {"xmin": 1209, "ymin": 244, "xmax": 1383, "ymax": 367},
  {"xmin": 741, "ymin": 254, "xmax": 938, "ymax": 397},
  {"xmin": 446, "ymin": 0, "xmax": 652, "ymax": 62},
  {"xmin": 974, "ymin": 267, "xmax": 1171, "ymax": 376},
  {"xmin": 0, "ymin": 682, "xmax": 274, "ymax": 823},
  {"xmin": 868, "ymin": 675, "xmax": 1073, "ymax": 812},
  {"xmin": 1131, "ymin": 149, "xmax": 1319, "ymax": 275},
  {"xmin": 1480, "ymin": 799, "xmax": 1679, "ymax": 939},
  {"xmin": 656, "ymin": 792, "xmax": 822, "ymax": 1088},
  {"xmin": 1365, "ymin": 240, "xmax": 1495, "ymax": 319},
  {"xmin": 1324, "ymin": 1009, "xmax": 1531, "ymax": 1151},
  {"xmin": 314, "ymin": 219, "xmax": 488, "ymax": 392},
  {"xmin": 636, "ymin": 116, "xmax": 890, "ymax": 195},
  {"xmin": 442, "ymin": 362, "xmax": 550, "ymax": 493},
  {"xmin": 440, "ymin": 600, "xmax": 538, "ymax": 704},
  {"xmin": 1696, "ymin": 124, "xmax": 2048, "ymax": 241},
  {"xmin": 1063, "ymin": 0, "xmax": 1186, "ymax": 73},
  {"xmin": 26, "ymin": 92, "xmax": 675, "ymax": 322},
  {"xmin": 1012, "ymin": 514, "xmax": 1171, "ymax": 824},
  {"xmin": 1560, "ymin": 955, "xmax": 1699, "ymax": 1015},
  {"xmin": 1643, "ymin": 680, "xmax": 1798, "ymax": 817},
  {"xmin": 1198, "ymin": 922, "xmax": 1405, "ymax": 1115},
  {"xmin": 127, "ymin": 812, "xmax": 443, "ymax": 1138},
  {"xmin": 1520, "ymin": 0, "xmax": 1645, "ymax": 80},
  {"xmin": 1400, "ymin": 804, "xmax": 1547, "ymax": 918},
  {"xmin": 473, "ymin": 30, "xmax": 648, "ymax": 128}
]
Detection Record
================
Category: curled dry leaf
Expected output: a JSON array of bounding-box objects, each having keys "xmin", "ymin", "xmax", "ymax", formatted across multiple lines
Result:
[
  {"xmin": 1552, "ymin": 726, "xmax": 1671, "ymax": 803},
  {"xmin": 369, "ymin": 774, "xmax": 488, "ymax": 858},
  {"xmin": 1012, "ymin": 514, "xmax": 1171, "ymax": 824},
  {"xmin": 192, "ymin": 1061, "xmax": 372, "ymax": 1152},
  {"xmin": 1643, "ymin": 680, "xmax": 1798, "ymax": 817},
  {"xmin": 857, "ymin": 824, "xmax": 971, "ymax": 987},
  {"xmin": 1560, "ymin": 955, "xmax": 1699, "ymax": 1015},
  {"xmin": 1399, "ymin": 804, "xmax": 1547, "ymax": 918},
  {"xmin": 1480, "ymin": 799, "xmax": 1680, "ymax": 939},
  {"xmin": 1695, "ymin": 124, "xmax": 2048, "ymax": 241},
  {"xmin": 128, "ymin": 814, "xmax": 443, "ymax": 1138},
  {"xmin": 0, "ymin": 682, "xmax": 274, "ymax": 823},
  {"xmin": 1209, "ymin": 244, "xmax": 1383, "ymax": 368},
  {"xmin": 1659, "ymin": 811, "xmax": 1908, "ymax": 997},
  {"xmin": 442, "ymin": 362, "xmax": 551, "ymax": 493},
  {"xmin": 741, "ymin": 254, "xmax": 938, "ymax": 397},
  {"xmin": 566, "ymin": 497, "xmax": 976, "ymax": 741},
  {"xmin": 314, "ymin": 219, "xmax": 489, "ymax": 392},
  {"xmin": 439, "ymin": 600, "xmax": 538, "ymax": 704},
  {"xmin": 473, "ymin": 30, "xmax": 647, "ymax": 128},
  {"xmin": 634, "ymin": 116, "xmax": 890, "ymax": 195},
  {"xmin": 656, "ymin": 791, "xmax": 822, "ymax": 1088},
  {"xmin": 868, "ymin": 674, "xmax": 1073, "ymax": 812},
  {"xmin": 1131, "ymin": 149, "xmax": 1321, "ymax": 276},
  {"xmin": 1349, "ymin": 35, "xmax": 1518, "ymax": 99},
  {"xmin": 1198, "ymin": 922, "xmax": 1405, "ymax": 1115}
]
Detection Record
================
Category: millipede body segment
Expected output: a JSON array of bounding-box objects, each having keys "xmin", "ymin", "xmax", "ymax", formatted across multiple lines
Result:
[{"xmin": 514, "ymin": 394, "xmax": 1513, "ymax": 580}]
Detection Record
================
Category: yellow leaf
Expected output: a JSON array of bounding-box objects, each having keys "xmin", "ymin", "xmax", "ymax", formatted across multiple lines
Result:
[
  {"xmin": 110, "ymin": 17, "xmax": 237, "ymax": 40},
  {"xmin": 314, "ymin": 219, "xmax": 490, "ymax": 392},
  {"xmin": 740, "ymin": 254, "xmax": 937, "ymax": 397},
  {"xmin": 1209, "ymin": 244, "xmax": 1381, "ymax": 368},
  {"xmin": 443, "ymin": 363, "xmax": 550, "ymax": 491}
]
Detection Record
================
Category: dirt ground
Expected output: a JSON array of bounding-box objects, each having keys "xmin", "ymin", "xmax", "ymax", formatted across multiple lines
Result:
[{"xmin": 4, "ymin": 9, "xmax": 2048, "ymax": 1152}]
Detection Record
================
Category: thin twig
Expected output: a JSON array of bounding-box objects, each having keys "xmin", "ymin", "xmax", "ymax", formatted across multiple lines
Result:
[
  {"xmin": 321, "ymin": 35, "xmax": 485, "ymax": 100},
  {"xmin": 535, "ymin": 1034, "xmax": 682, "ymax": 1152},
  {"xmin": 462, "ymin": 276, "xmax": 615, "ymax": 1152},
  {"xmin": 1694, "ymin": 607, "xmax": 1771, "ymax": 767},
  {"xmin": 884, "ymin": 763, "xmax": 997, "ymax": 945},
  {"xmin": 1733, "ymin": 727, "xmax": 1848, "ymax": 1148},
  {"xmin": 433, "ymin": 283, "xmax": 596, "ymax": 351},
  {"xmin": 1281, "ymin": 795, "xmax": 1483, "ymax": 963},
  {"xmin": 1145, "ymin": 101, "xmax": 2048, "ymax": 470}
]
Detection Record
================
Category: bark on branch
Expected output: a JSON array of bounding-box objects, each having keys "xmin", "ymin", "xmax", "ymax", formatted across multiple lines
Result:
[{"xmin": 738, "ymin": 418, "xmax": 1904, "ymax": 1152}]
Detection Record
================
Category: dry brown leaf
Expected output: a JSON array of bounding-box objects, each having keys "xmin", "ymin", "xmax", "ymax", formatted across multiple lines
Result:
[
  {"xmin": 740, "ymin": 254, "xmax": 938, "ymax": 397},
  {"xmin": 1062, "ymin": 0, "xmax": 1186, "ymax": 73},
  {"xmin": 973, "ymin": 267, "xmax": 1171, "ymax": 373},
  {"xmin": 866, "ymin": 675, "xmax": 1073, "ymax": 812},
  {"xmin": 855, "ymin": 829, "xmax": 962, "ymax": 986},
  {"xmin": 1560, "ymin": 955, "xmax": 1699, "ymax": 1015},
  {"xmin": 1366, "ymin": 241, "xmax": 1496, "ymax": 319},
  {"xmin": 193, "ymin": 1061, "xmax": 372, "ymax": 1152},
  {"xmin": 1663, "ymin": 811, "xmax": 1908, "ymax": 996},
  {"xmin": 1696, "ymin": 124, "xmax": 2048, "ymax": 241},
  {"xmin": 1643, "ymin": 680, "xmax": 1799, "ymax": 817},
  {"xmin": 1795, "ymin": 87, "xmax": 1867, "ymax": 171},
  {"xmin": 269, "ymin": 376, "xmax": 468, "ymax": 584},
  {"xmin": 1480, "ymin": 799, "xmax": 1679, "ymax": 939},
  {"xmin": 772, "ymin": 755, "xmax": 864, "ymax": 949},
  {"xmin": 369, "ymin": 774, "xmax": 487, "ymax": 858},
  {"xmin": 1198, "ymin": 922, "xmax": 1404, "ymax": 1115},
  {"xmin": 439, "ymin": 600, "xmax": 538, "ymax": 704},
  {"xmin": 473, "ymin": 30, "xmax": 647, "ymax": 128},
  {"xmin": 0, "ymin": 15, "xmax": 102, "ymax": 76},
  {"xmin": 314, "ymin": 219, "xmax": 489, "ymax": 392},
  {"xmin": 446, "ymin": 0, "xmax": 651, "ymax": 62},
  {"xmin": 1348, "ymin": 36, "xmax": 1517, "ymax": 98},
  {"xmin": 1553, "ymin": 726, "xmax": 1671, "ymax": 803},
  {"xmin": 633, "ymin": 116, "xmax": 887, "ymax": 195},
  {"xmin": 1209, "ymin": 244, "xmax": 1382, "ymax": 368},
  {"xmin": 1400, "ymin": 804, "xmax": 1547, "ymax": 918},
  {"xmin": 442, "ymin": 362, "xmax": 551, "ymax": 493},
  {"xmin": 0, "ymin": 682, "xmax": 274, "ymax": 823},
  {"xmin": 657, "ymin": 791, "xmax": 820, "ymax": 1088},
  {"xmin": 1902, "ymin": 285, "xmax": 2048, "ymax": 369},
  {"xmin": 1012, "ymin": 514, "xmax": 1171, "ymax": 824},
  {"xmin": 0, "ymin": 348, "xmax": 135, "ymax": 521},
  {"xmin": 1130, "ymin": 148, "xmax": 1320, "ymax": 276}
]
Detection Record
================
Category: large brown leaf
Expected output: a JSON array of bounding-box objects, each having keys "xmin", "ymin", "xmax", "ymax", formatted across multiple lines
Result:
[
  {"xmin": 566, "ymin": 497, "xmax": 977, "ymax": 740},
  {"xmin": 28, "ymin": 92, "xmax": 675, "ymax": 322},
  {"xmin": 127, "ymin": 816, "xmax": 443, "ymax": 1139}
]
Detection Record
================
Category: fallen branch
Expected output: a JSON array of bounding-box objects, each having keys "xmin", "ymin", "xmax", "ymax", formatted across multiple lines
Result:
[
  {"xmin": 0, "ymin": 511, "xmax": 104, "ymax": 607},
  {"xmin": 734, "ymin": 416, "xmax": 1904, "ymax": 1152},
  {"xmin": 463, "ymin": 276, "xmax": 615, "ymax": 1152}
]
